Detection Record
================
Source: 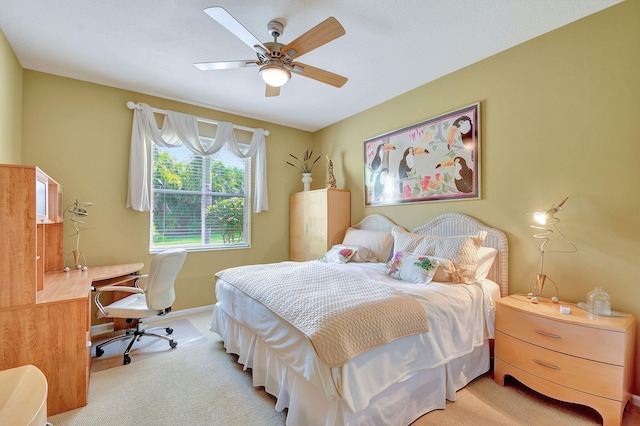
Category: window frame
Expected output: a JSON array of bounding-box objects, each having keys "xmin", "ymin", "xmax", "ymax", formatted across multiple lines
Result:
[{"xmin": 149, "ymin": 140, "xmax": 252, "ymax": 254}]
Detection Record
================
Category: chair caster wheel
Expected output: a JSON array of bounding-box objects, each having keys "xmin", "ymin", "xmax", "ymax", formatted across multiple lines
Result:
[
  {"xmin": 170, "ymin": 340, "xmax": 177, "ymax": 349},
  {"xmin": 96, "ymin": 347, "xmax": 104, "ymax": 358},
  {"xmin": 166, "ymin": 327, "xmax": 174, "ymax": 335},
  {"xmin": 123, "ymin": 355, "xmax": 131, "ymax": 365}
]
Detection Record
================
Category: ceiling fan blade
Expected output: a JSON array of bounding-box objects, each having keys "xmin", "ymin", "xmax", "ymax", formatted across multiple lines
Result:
[
  {"xmin": 194, "ymin": 60, "xmax": 259, "ymax": 71},
  {"xmin": 282, "ymin": 17, "xmax": 345, "ymax": 60},
  {"xmin": 265, "ymin": 85, "xmax": 280, "ymax": 97},
  {"xmin": 203, "ymin": 7, "xmax": 269, "ymax": 56},
  {"xmin": 291, "ymin": 62, "xmax": 348, "ymax": 88}
]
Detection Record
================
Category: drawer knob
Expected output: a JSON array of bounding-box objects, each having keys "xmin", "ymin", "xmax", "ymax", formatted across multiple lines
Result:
[
  {"xmin": 533, "ymin": 359, "xmax": 560, "ymax": 370},
  {"xmin": 534, "ymin": 330, "xmax": 562, "ymax": 339}
]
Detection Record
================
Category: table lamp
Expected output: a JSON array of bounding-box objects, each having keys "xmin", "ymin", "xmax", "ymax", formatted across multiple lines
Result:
[
  {"xmin": 64, "ymin": 199, "xmax": 93, "ymax": 271},
  {"xmin": 529, "ymin": 196, "xmax": 577, "ymax": 303}
]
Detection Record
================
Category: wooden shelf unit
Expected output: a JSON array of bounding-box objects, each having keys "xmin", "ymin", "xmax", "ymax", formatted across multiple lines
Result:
[
  {"xmin": 0, "ymin": 164, "xmax": 143, "ymax": 416},
  {"xmin": 1, "ymin": 165, "xmax": 63, "ymax": 307}
]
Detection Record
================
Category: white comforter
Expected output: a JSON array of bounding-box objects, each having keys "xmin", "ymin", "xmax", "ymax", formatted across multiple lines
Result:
[{"xmin": 211, "ymin": 261, "xmax": 499, "ymax": 413}]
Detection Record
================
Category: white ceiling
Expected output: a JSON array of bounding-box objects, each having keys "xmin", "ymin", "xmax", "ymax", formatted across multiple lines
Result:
[{"xmin": 0, "ymin": 0, "xmax": 621, "ymax": 132}]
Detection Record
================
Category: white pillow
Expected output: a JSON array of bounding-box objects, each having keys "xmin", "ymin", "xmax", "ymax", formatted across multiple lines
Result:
[
  {"xmin": 391, "ymin": 226, "xmax": 428, "ymax": 254},
  {"xmin": 475, "ymin": 247, "xmax": 498, "ymax": 280},
  {"xmin": 342, "ymin": 228, "xmax": 394, "ymax": 262},
  {"xmin": 386, "ymin": 251, "xmax": 440, "ymax": 284},
  {"xmin": 413, "ymin": 231, "xmax": 487, "ymax": 283}
]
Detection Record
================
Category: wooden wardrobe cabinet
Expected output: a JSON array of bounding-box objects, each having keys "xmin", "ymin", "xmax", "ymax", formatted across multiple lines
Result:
[{"xmin": 289, "ymin": 189, "xmax": 351, "ymax": 261}]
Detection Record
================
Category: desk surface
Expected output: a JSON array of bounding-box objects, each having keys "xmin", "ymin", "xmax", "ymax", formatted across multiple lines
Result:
[{"xmin": 38, "ymin": 263, "xmax": 144, "ymax": 304}]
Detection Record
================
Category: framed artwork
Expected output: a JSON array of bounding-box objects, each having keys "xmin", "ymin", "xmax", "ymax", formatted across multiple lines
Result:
[{"xmin": 364, "ymin": 103, "xmax": 480, "ymax": 206}]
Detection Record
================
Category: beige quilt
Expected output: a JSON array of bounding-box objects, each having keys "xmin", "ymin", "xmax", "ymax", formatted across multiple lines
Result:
[{"xmin": 216, "ymin": 261, "xmax": 429, "ymax": 367}]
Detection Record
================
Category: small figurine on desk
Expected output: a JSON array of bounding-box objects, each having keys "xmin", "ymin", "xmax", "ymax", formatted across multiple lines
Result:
[
  {"xmin": 64, "ymin": 199, "xmax": 93, "ymax": 271},
  {"xmin": 326, "ymin": 155, "xmax": 337, "ymax": 189}
]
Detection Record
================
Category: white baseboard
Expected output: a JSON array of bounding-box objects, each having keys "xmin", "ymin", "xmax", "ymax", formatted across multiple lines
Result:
[{"xmin": 91, "ymin": 304, "xmax": 214, "ymax": 337}]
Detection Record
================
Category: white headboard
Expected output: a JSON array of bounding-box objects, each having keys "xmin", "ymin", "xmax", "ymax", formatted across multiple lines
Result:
[
  {"xmin": 351, "ymin": 214, "xmax": 399, "ymax": 232},
  {"xmin": 352, "ymin": 213, "xmax": 509, "ymax": 296}
]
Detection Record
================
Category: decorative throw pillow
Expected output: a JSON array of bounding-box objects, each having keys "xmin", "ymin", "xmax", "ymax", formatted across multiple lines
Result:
[
  {"xmin": 475, "ymin": 246, "xmax": 498, "ymax": 280},
  {"xmin": 386, "ymin": 251, "xmax": 440, "ymax": 284},
  {"xmin": 429, "ymin": 256, "xmax": 459, "ymax": 282},
  {"xmin": 330, "ymin": 244, "xmax": 377, "ymax": 262},
  {"xmin": 319, "ymin": 246, "xmax": 356, "ymax": 264},
  {"xmin": 413, "ymin": 231, "xmax": 487, "ymax": 283},
  {"xmin": 342, "ymin": 228, "xmax": 394, "ymax": 262}
]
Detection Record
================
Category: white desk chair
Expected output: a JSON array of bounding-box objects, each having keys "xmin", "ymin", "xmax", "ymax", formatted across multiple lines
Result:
[{"xmin": 94, "ymin": 249, "xmax": 187, "ymax": 365}]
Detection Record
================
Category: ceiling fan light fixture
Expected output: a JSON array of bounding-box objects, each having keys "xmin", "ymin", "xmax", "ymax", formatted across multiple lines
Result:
[{"xmin": 260, "ymin": 64, "xmax": 290, "ymax": 87}]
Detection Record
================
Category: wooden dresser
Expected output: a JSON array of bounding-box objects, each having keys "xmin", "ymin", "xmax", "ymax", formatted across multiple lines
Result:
[
  {"xmin": 289, "ymin": 188, "xmax": 350, "ymax": 261},
  {"xmin": 494, "ymin": 294, "xmax": 636, "ymax": 426}
]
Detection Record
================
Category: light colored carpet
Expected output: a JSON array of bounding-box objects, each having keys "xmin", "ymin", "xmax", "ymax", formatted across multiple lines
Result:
[
  {"xmin": 49, "ymin": 310, "xmax": 640, "ymax": 425},
  {"xmin": 49, "ymin": 311, "xmax": 286, "ymax": 426},
  {"xmin": 91, "ymin": 319, "xmax": 206, "ymax": 372}
]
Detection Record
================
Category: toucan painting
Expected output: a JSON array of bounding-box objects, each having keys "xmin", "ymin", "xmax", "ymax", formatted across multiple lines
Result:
[{"xmin": 364, "ymin": 103, "xmax": 479, "ymax": 205}]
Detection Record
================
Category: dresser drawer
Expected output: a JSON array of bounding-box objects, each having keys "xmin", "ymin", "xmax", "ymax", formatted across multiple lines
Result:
[
  {"xmin": 496, "ymin": 331, "xmax": 624, "ymax": 401},
  {"xmin": 496, "ymin": 304, "xmax": 625, "ymax": 365}
]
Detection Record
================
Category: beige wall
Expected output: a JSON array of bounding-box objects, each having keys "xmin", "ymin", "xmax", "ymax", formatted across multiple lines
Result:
[
  {"xmin": 314, "ymin": 1, "xmax": 640, "ymax": 392},
  {"xmin": 5, "ymin": 0, "xmax": 640, "ymax": 393},
  {"xmin": 21, "ymin": 71, "xmax": 312, "ymax": 311},
  {"xmin": 0, "ymin": 28, "xmax": 22, "ymax": 163}
]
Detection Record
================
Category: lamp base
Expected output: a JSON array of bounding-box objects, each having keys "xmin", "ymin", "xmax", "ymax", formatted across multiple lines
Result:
[
  {"xmin": 528, "ymin": 273, "xmax": 559, "ymax": 304},
  {"xmin": 65, "ymin": 249, "xmax": 88, "ymax": 271}
]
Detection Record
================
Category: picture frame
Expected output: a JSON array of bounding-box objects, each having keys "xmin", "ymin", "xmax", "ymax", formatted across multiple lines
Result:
[{"xmin": 364, "ymin": 103, "xmax": 480, "ymax": 206}]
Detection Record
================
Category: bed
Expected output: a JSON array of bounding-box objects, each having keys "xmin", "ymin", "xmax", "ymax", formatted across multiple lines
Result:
[{"xmin": 210, "ymin": 212, "xmax": 508, "ymax": 425}]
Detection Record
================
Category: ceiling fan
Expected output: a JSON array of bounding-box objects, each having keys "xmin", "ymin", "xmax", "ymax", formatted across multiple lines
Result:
[{"xmin": 194, "ymin": 6, "xmax": 348, "ymax": 97}]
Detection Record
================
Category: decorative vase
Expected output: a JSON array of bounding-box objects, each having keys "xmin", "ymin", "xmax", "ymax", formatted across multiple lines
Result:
[{"xmin": 301, "ymin": 172, "xmax": 313, "ymax": 191}]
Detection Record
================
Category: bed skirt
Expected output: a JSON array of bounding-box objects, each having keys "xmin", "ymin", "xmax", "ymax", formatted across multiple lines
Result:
[{"xmin": 211, "ymin": 306, "xmax": 490, "ymax": 426}]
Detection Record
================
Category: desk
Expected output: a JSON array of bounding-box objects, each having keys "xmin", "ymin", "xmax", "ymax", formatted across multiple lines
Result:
[{"xmin": 0, "ymin": 263, "xmax": 143, "ymax": 416}]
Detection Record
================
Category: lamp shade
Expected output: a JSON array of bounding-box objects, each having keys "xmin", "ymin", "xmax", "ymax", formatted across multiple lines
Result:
[
  {"xmin": 260, "ymin": 64, "xmax": 290, "ymax": 87},
  {"xmin": 532, "ymin": 196, "xmax": 568, "ymax": 225},
  {"xmin": 533, "ymin": 211, "xmax": 551, "ymax": 225}
]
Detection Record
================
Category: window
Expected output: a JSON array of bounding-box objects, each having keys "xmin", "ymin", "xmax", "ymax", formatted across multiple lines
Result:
[{"xmin": 150, "ymin": 140, "xmax": 251, "ymax": 252}]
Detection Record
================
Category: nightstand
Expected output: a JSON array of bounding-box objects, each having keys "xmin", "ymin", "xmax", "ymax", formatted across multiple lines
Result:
[{"xmin": 494, "ymin": 294, "xmax": 636, "ymax": 426}]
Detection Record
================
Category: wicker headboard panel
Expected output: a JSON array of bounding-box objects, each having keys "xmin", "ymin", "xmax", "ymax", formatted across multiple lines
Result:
[
  {"xmin": 412, "ymin": 213, "xmax": 509, "ymax": 296},
  {"xmin": 351, "ymin": 214, "xmax": 399, "ymax": 232},
  {"xmin": 352, "ymin": 213, "xmax": 509, "ymax": 296}
]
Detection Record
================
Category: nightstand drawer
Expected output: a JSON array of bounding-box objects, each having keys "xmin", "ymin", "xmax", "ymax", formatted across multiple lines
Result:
[
  {"xmin": 496, "ymin": 304, "xmax": 625, "ymax": 365},
  {"xmin": 496, "ymin": 331, "xmax": 624, "ymax": 401}
]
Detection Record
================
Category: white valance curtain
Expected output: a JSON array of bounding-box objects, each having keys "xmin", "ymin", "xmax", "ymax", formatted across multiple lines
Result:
[{"xmin": 127, "ymin": 102, "xmax": 269, "ymax": 213}]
